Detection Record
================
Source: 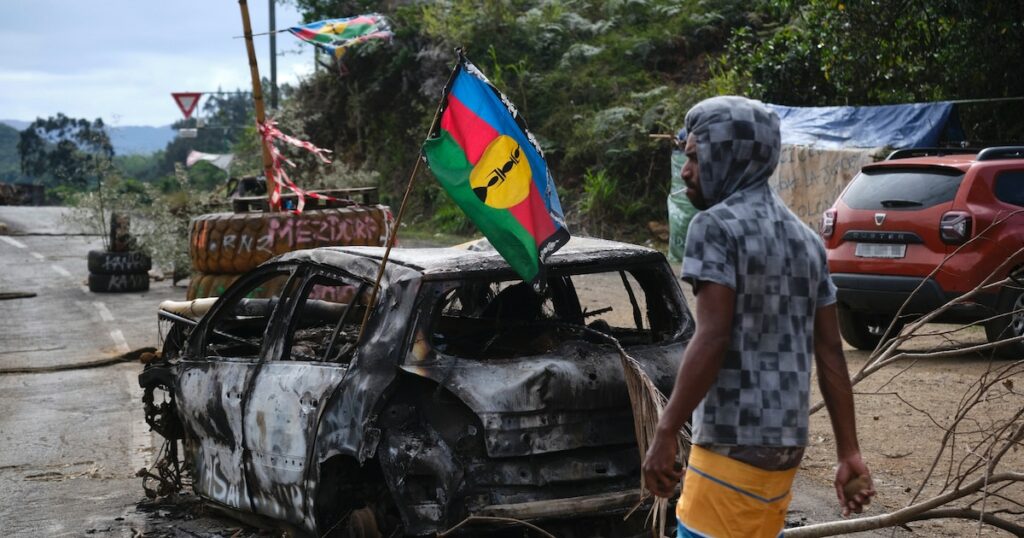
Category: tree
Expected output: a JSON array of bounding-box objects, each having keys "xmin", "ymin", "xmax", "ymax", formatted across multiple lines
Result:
[
  {"xmin": 159, "ymin": 89, "xmax": 255, "ymax": 178},
  {"xmin": 284, "ymin": 0, "xmax": 758, "ymax": 236},
  {"xmin": 17, "ymin": 113, "xmax": 114, "ymax": 189},
  {"xmin": 719, "ymin": 0, "xmax": 1024, "ymax": 142}
]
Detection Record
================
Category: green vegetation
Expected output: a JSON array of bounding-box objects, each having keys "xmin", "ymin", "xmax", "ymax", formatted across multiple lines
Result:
[
  {"xmin": 17, "ymin": 113, "xmax": 114, "ymax": 190},
  {"xmin": 717, "ymin": 0, "xmax": 1024, "ymax": 142},
  {"xmin": 283, "ymin": 0, "xmax": 1023, "ymax": 239},
  {"xmin": 7, "ymin": 0, "xmax": 1023, "ymax": 251},
  {"xmin": 0, "ymin": 123, "xmax": 28, "ymax": 183}
]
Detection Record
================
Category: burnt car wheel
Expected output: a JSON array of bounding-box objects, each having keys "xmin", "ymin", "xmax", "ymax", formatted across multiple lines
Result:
[
  {"xmin": 984, "ymin": 287, "xmax": 1024, "ymax": 358},
  {"xmin": 316, "ymin": 457, "xmax": 401, "ymax": 538},
  {"xmin": 837, "ymin": 306, "xmax": 903, "ymax": 351},
  {"xmin": 139, "ymin": 365, "xmax": 184, "ymax": 441}
]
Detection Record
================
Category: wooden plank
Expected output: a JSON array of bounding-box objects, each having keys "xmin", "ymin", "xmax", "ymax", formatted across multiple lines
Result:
[{"xmin": 475, "ymin": 491, "xmax": 642, "ymax": 520}]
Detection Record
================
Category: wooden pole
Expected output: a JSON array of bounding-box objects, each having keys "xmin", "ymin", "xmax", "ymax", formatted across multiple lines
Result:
[{"xmin": 238, "ymin": 0, "xmax": 280, "ymax": 211}]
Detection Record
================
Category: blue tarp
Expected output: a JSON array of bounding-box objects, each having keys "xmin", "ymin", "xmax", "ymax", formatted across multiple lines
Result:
[{"xmin": 766, "ymin": 102, "xmax": 962, "ymax": 149}]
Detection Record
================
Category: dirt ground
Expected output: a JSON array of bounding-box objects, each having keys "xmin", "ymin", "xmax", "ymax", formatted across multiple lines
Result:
[
  {"xmin": 802, "ymin": 325, "xmax": 1023, "ymax": 536},
  {"xmin": 667, "ymin": 279, "xmax": 1024, "ymax": 536}
]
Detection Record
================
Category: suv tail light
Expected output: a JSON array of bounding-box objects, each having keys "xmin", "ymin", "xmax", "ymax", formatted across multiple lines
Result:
[
  {"xmin": 940, "ymin": 211, "xmax": 972, "ymax": 244},
  {"xmin": 821, "ymin": 209, "xmax": 837, "ymax": 238}
]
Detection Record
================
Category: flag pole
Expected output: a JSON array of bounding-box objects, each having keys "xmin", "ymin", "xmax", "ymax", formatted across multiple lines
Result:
[
  {"xmin": 238, "ymin": 0, "xmax": 281, "ymax": 211},
  {"xmin": 358, "ymin": 53, "xmax": 463, "ymax": 334}
]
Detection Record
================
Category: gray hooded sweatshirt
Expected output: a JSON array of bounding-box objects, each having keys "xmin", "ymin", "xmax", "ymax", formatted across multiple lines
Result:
[{"xmin": 681, "ymin": 96, "xmax": 836, "ymax": 447}]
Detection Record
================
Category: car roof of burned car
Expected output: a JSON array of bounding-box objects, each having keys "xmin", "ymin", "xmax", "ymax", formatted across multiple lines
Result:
[{"xmin": 283, "ymin": 236, "xmax": 664, "ymax": 279}]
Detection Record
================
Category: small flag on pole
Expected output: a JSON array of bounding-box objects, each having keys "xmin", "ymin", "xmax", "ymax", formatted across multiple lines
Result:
[
  {"xmin": 422, "ymin": 52, "xmax": 569, "ymax": 286},
  {"xmin": 287, "ymin": 14, "xmax": 392, "ymax": 60}
]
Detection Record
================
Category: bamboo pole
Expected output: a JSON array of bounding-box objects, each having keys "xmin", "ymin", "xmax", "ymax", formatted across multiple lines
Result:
[{"xmin": 238, "ymin": 0, "xmax": 280, "ymax": 211}]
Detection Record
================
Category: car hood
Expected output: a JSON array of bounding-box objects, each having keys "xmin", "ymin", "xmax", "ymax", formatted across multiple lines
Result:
[{"xmin": 400, "ymin": 340, "xmax": 683, "ymax": 457}]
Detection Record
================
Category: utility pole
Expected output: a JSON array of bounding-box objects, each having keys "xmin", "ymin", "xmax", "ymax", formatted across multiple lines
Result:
[
  {"xmin": 238, "ymin": 0, "xmax": 280, "ymax": 211},
  {"xmin": 268, "ymin": 0, "xmax": 278, "ymax": 109}
]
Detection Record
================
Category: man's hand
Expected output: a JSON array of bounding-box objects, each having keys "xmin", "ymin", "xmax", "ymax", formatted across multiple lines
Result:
[
  {"xmin": 643, "ymin": 281, "xmax": 734, "ymax": 498},
  {"xmin": 834, "ymin": 452, "xmax": 875, "ymax": 517},
  {"xmin": 815, "ymin": 305, "xmax": 876, "ymax": 516},
  {"xmin": 642, "ymin": 429, "xmax": 683, "ymax": 498}
]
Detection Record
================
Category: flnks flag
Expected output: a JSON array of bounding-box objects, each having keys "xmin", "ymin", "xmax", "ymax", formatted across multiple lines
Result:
[
  {"xmin": 423, "ymin": 53, "xmax": 569, "ymax": 285},
  {"xmin": 287, "ymin": 14, "xmax": 392, "ymax": 60}
]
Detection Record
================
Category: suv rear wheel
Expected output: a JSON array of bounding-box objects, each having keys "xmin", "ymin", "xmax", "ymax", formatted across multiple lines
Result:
[
  {"xmin": 837, "ymin": 306, "xmax": 903, "ymax": 351},
  {"xmin": 984, "ymin": 287, "xmax": 1024, "ymax": 359}
]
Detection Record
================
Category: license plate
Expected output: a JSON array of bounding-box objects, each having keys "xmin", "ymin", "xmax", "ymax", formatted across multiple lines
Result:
[{"xmin": 855, "ymin": 243, "xmax": 906, "ymax": 259}]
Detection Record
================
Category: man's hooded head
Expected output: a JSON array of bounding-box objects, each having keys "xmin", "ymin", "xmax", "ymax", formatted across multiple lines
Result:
[{"xmin": 683, "ymin": 96, "xmax": 781, "ymax": 207}]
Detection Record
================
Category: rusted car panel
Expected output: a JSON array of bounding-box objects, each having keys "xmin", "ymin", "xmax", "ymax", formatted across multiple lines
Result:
[{"xmin": 142, "ymin": 237, "xmax": 692, "ymax": 536}]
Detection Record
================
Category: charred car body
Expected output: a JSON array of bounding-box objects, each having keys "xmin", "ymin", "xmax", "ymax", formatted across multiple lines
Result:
[{"xmin": 141, "ymin": 237, "xmax": 693, "ymax": 536}]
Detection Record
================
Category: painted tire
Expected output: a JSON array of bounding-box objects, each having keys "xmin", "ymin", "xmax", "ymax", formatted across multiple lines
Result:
[
  {"xmin": 87, "ymin": 249, "xmax": 152, "ymax": 275},
  {"xmin": 88, "ymin": 272, "xmax": 150, "ymax": 293},
  {"xmin": 185, "ymin": 272, "xmax": 287, "ymax": 300},
  {"xmin": 188, "ymin": 206, "xmax": 392, "ymax": 274}
]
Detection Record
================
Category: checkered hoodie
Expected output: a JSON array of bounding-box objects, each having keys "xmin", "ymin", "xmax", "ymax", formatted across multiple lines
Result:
[{"xmin": 682, "ymin": 96, "xmax": 836, "ymax": 447}]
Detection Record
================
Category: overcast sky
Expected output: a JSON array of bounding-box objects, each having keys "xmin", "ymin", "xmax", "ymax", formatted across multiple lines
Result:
[{"xmin": 0, "ymin": 1, "xmax": 315, "ymax": 127}]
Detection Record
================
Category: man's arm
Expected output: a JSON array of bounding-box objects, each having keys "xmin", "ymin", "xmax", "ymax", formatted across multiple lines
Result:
[
  {"xmin": 814, "ymin": 303, "xmax": 876, "ymax": 516},
  {"xmin": 642, "ymin": 281, "xmax": 735, "ymax": 497}
]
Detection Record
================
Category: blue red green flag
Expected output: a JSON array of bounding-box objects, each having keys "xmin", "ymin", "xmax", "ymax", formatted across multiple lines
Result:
[
  {"xmin": 422, "ymin": 54, "xmax": 570, "ymax": 285},
  {"xmin": 287, "ymin": 14, "xmax": 392, "ymax": 60}
]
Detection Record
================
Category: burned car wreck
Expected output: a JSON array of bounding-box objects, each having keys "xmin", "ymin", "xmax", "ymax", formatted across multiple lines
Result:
[{"xmin": 141, "ymin": 237, "xmax": 693, "ymax": 536}]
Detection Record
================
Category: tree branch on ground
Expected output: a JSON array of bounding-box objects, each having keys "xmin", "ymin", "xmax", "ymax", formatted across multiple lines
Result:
[{"xmin": 796, "ymin": 210, "xmax": 1024, "ymax": 536}]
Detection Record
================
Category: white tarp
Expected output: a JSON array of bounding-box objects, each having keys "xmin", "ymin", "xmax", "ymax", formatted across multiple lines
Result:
[
  {"xmin": 767, "ymin": 145, "xmax": 881, "ymax": 228},
  {"xmin": 186, "ymin": 151, "xmax": 234, "ymax": 172}
]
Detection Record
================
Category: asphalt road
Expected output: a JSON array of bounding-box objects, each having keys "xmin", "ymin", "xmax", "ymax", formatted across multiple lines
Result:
[{"xmin": 0, "ymin": 206, "xmax": 240, "ymax": 537}]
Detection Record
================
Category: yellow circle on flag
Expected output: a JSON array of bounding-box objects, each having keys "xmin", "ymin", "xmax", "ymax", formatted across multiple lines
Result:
[{"xmin": 469, "ymin": 135, "xmax": 532, "ymax": 209}]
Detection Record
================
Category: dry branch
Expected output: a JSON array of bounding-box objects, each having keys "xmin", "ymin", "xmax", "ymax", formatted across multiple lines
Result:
[
  {"xmin": 798, "ymin": 209, "xmax": 1024, "ymax": 535},
  {"xmin": 785, "ymin": 472, "xmax": 1024, "ymax": 537}
]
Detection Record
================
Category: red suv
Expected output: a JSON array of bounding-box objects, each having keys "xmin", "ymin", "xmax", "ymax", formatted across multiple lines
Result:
[{"xmin": 821, "ymin": 146, "xmax": 1024, "ymax": 356}]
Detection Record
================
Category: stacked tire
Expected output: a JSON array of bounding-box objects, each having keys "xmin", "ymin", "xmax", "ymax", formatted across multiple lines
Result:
[
  {"xmin": 88, "ymin": 249, "xmax": 151, "ymax": 293},
  {"xmin": 186, "ymin": 206, "xmax": 392, "ymax": 300}
]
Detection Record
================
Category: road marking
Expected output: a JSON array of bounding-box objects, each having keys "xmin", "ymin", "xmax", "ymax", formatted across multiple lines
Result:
[
  {"xmin": 30, "ymin": 251, "xmax": 45, "ymax": 260},
  {"xmin": 1, "ymin": 236, "xmax": 27, "ymax": 248},
  {"xmin": 110, "ymin": 329, "xmax": 130, "ymax": 354},
  {"xmin": 94, "ymin": 302, "xmax": 115, "ymax": 322},
  {"xmin": 50, "ymin": 264, "xmax": 72, "ymax": 277},
  {"xmin": 80, "ymin": 285, "xmax": 91, "ymax": 294}
]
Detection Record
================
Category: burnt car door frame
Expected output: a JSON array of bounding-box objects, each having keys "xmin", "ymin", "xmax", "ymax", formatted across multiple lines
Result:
[
  {"xmin": 240, "ymin": 264, "xmax": 374, "ymax": 528},
  {"xmin": 178, "ymin": 262, "xmax": 303, "ymax": 513}
]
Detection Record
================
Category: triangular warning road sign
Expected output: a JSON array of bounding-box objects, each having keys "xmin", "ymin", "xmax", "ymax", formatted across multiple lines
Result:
[{"xmin": 171, "ymin": 92, "xmax": 203, "ymax": 119}]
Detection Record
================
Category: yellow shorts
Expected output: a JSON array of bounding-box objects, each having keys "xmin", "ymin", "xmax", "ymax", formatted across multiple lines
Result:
[{"xmin": 676, "ymin": 445, "xmax": 798, "ymax": 538}]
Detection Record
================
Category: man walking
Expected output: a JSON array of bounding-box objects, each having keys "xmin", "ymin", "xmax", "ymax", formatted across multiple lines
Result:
[{"xmin": 643, "ymin": 96, "xmax": 875, "ymax": 537}]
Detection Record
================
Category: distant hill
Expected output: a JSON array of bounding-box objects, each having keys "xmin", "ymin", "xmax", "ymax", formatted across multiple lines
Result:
[
  {"xmin": 107, "ymin": 125, "xmax": 176, "ymax": 155},
  {"xmin": 0, "ymin": 119, "xmax": 175, "ymax": 156}
]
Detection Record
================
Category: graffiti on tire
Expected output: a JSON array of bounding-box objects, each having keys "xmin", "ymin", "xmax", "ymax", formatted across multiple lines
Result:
[
  {"xmin": 89, "ymin": 250, "xmax": 152, "ymax": 274},
  {"xmin": 89, "ymin": 273, "xmax": 149, "ymax": 293},
  {"xmin": 195, "ymin": 213, "xmax": 383, "ymax": 256}
]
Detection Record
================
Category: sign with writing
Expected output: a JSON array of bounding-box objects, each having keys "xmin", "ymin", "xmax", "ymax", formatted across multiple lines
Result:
[
  {"xmin": 768, "ymin": 145, "xmax": 881, "ymax": 229},
  {"xmin": 171, "ymin": 92, "xmax": 203, "ymax": 119}
]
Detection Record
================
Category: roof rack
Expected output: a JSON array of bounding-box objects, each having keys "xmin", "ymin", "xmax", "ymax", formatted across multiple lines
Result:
[
  {"xmin": 885, "ymin": 148, "xmax": 978, "ymax": 160},
  {"xmin": 976, "ymin": 146, "xmax": 1024, "ymax": 161}
]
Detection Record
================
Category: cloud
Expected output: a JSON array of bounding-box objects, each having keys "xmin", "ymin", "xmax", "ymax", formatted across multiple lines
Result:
[{"xmin": 0, "ymin": 0, "xmax": 314, "ymax": 126}]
